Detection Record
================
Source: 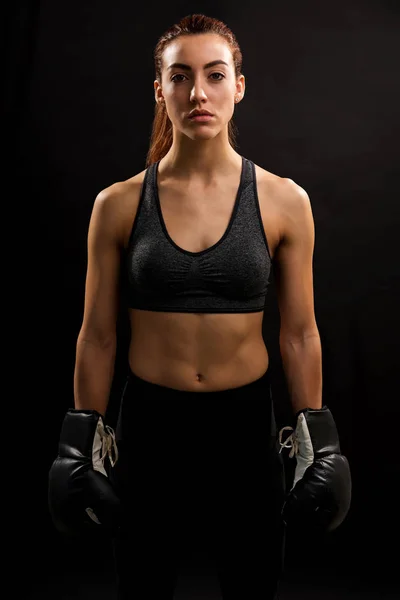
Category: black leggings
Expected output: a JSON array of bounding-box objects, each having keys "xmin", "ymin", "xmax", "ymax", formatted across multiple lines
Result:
[{"xmin": 110, "ymin": 367, "xmax": 286, "ymax": 599}]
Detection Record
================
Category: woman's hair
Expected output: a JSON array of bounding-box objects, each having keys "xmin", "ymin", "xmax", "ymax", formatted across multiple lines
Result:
[{"xmin": 145, "ymin": 14, "xmax": 243, "ymax": 167}]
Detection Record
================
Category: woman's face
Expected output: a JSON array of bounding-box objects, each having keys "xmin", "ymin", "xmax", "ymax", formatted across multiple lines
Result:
[{"xmin": 155, "ymin": 33, "xmax": 245, "ymax": 140}]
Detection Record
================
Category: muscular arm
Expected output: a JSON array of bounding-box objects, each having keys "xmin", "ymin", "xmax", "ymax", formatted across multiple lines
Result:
[
  {"xmin": 74, "ymin": 185, "xmax": 124, "ymax": 416},
  {"xmin": 273, "ymin": 179, "xmax": 323, "ymax": 414}
]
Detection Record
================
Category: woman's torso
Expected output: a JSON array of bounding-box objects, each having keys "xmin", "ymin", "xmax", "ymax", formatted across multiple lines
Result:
[{"xmin": 117, "ymin": 155, "xmax": 285, "ymax": 392}]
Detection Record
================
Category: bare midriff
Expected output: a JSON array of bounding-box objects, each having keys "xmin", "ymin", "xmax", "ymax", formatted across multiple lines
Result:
[{"xmin": 127, "ymin": 309, "xmax": 269, "ymax": 391}]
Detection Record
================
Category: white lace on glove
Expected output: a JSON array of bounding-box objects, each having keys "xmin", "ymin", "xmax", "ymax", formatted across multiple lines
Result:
[
  {"xmin": 92, "ymin": 419, "xmax": 119, "ymax": 476},
  {"xmin": 278, "ymin": 426, "xmax": 299, "ymax": 458},
  {"xmin": 278, "ymin": 414, "xmax": 315, "ymax": 489},
  {"xmin": 100, "ymin": 425, "xmax": 119, "ymax": 467}
]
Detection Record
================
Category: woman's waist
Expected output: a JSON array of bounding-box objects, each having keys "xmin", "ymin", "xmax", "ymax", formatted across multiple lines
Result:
[{"xmin": 128, "ymin": 335, "xmax": 269, "ymax": 392}]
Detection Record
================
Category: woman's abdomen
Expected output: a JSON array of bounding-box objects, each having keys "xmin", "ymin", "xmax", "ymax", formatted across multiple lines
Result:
[{"xmin": 127, "ymin": 309, "xmax": 269, "ymax": 391}]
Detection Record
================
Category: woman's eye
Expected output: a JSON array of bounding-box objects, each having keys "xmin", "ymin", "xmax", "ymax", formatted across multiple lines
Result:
[
  {"xmin": 171, "ymin": 74, "xmax": 186, "ymax": 82},
  {"xmin": 171, "ymin": 72, "xmax": 225, "ymax": 83},
  {"xmin": 210, "ymin": 72, "xmax": 225, "ymax": 80}
]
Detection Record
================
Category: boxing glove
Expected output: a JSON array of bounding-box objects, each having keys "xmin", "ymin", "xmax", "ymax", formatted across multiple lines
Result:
[
  {"xmin": 48, "ymin": 409, "xmax": 121, "ymax": 537},
  {"xmin": 278, "ymin": 405, "xmax": 351, "ymax": 533}
]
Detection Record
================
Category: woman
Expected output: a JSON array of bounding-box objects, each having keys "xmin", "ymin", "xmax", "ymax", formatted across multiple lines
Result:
[{"xmin": 48, "ymin": 13, "xmax": 351, "ymax": 600}]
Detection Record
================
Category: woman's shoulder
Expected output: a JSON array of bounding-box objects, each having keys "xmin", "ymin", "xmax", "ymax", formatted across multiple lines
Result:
[
  {"xmin": 252, "ymin": 160, "xmax": 307, "ymax": 202},
  {"xmin": 93, "ymin": 167, "xmax": 148, "ymax": 248},
  {"xmin": 251, "ymin": 160, "xmax": 285, "ymax": 186},
  {"xmin": 95, "ymin": 166, "xmax": 151, "ymax": 216},
  {"xmin": 250, "ymin": 160, "xmax": 310, "ymax": 245},
  {"xmin": 99, "ymin": 167, "xmax": 148, "ymax": 200}
]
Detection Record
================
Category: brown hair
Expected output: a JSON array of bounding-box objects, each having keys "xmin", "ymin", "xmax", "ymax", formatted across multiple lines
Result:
[{"xmin": 145, "ymin": 14, "xmax": 243, "ymax": 167}]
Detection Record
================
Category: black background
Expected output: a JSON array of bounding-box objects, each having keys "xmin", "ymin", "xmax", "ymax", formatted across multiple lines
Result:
[{"xmin": 7, "ymin": 1, "xmax": 399, "ymax": 598}]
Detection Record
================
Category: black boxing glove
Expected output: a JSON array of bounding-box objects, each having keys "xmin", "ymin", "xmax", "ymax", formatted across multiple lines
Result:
[
  {"xmin": 278, "ymin": 405, "xmax": 352, "ymax": 533},
  {"xmin": 48, "ymin": 409, "xmax": 121, "ymax": 537}
]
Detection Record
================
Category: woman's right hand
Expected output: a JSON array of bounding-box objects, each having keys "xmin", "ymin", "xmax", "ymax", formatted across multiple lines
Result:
[{"xmin": 48, "ymin": 409, "xmax": 121, "ymax": 537}]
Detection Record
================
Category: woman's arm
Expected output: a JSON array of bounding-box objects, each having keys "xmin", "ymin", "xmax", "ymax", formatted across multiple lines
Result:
[
  {"xmin": 272, "ymin": 179, "xmax": 322, "ymax": 414},
  {"xmin": 74, "ymin": 184, "xmax": 125, "ymax": 416}
]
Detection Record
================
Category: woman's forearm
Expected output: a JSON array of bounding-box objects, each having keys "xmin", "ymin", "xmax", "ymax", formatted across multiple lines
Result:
[
  {"xmin": 279, "ymin": 332, "xmax": 323, "ymax": 414},
  {"xmin": 73, "ymin": 336, "xmax": 117, "ymax": 416}
]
